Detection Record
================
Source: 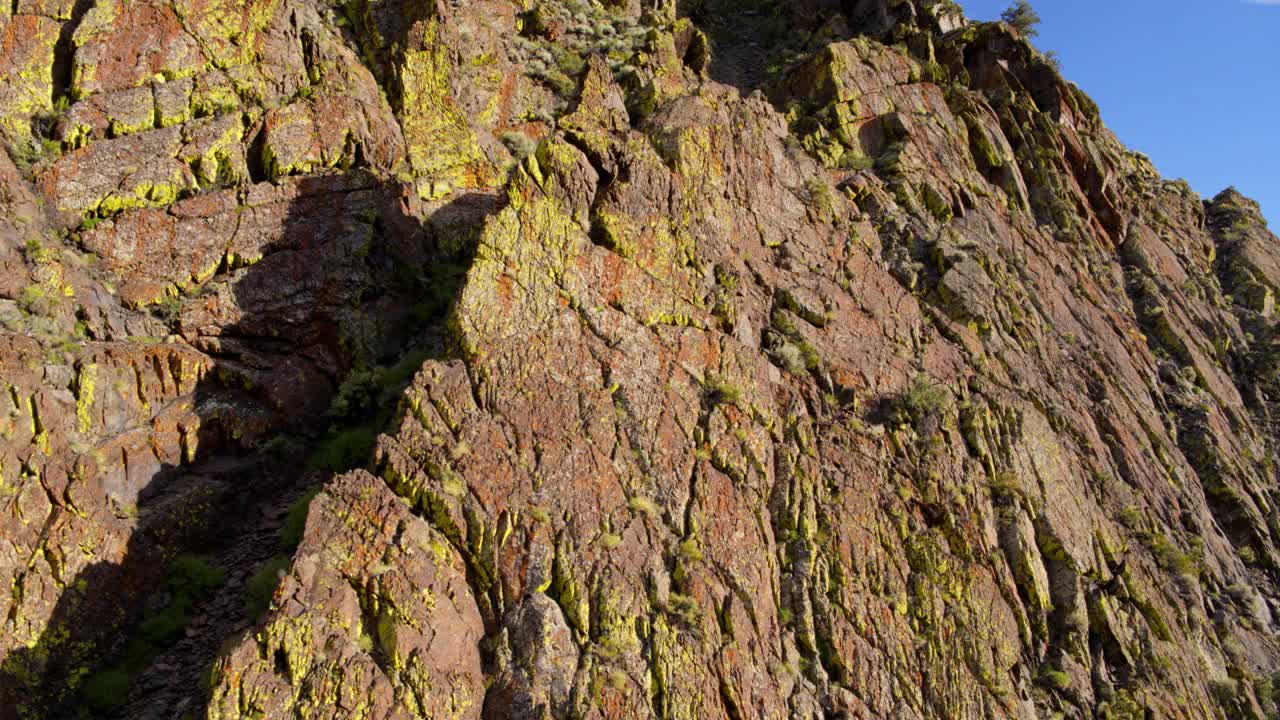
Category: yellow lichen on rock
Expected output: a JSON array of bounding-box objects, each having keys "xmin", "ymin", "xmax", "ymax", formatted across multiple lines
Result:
[{"xmin": 399, "ymin": 19, "xmax": 497, "ymax": 199}]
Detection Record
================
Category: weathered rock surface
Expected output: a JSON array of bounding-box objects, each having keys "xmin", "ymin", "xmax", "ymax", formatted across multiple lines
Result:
[
  {"xmin": 207, "ymin": 470, "xmax": 486, "ymax": 720},
  {"xmin": 2, "ymin": 0, "xmax": 1279, "ymax": 719}
]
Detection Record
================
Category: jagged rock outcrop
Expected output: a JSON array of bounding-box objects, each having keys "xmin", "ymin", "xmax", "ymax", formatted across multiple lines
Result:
[
  {"xmin": 2, "ymin": 0, "xmax": 1279, "ymax": 719},
  {"xmin": 209, "ymin": 470, "xmax": 486, "ymax": 720}
]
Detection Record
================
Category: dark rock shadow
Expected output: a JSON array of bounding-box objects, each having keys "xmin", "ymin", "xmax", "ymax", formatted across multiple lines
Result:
[
  {"xmin": 677, "ymin": 0, "xmax": 963, "ymax": 114},
  {"xmin": 0, "ymin": 167, "xmax": 502, "ymax": 719},
  {"xmin": 679, "ymin": 0, "xmax": 791, "ymax": 92},
  {"xmin": 678, "ymin": 0, "xmax": 871, "ymax": 95}
]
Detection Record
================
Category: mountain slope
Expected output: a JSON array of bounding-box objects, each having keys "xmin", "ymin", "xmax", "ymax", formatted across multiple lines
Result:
[{"xmin": 1, "ymin": 1, "xmax": 1278, "ymax": 719}]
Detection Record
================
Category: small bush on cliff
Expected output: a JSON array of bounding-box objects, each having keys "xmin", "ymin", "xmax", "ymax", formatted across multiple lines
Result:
[
  {"xmin": 279, "ymin": 489, "xmax": 321, "ymax": 549},
  {"xmin": 500, "ymin": 131, "xmax": 539, "ymax": 159},
  {"xmin": 1118, "ymin": 505, "xmax": 1143, "ymax": 530},
  {"xmin": 628, "ymin": 495, "xmax": 659, "ymax": 517},
  {"xmin": 141, "ymin": 556, "xmax": 225, "ymax": 646},
  {"xmin": 1238, "ymin": 544, "xmax": 1258, "ymax": 565},
  {"xmin": 1039, "ymin": 666, "xmax": 1070, "ymax": 690},
  {"xmin": 327, "ymin": 368, "xmax": 381, "ymax": 421},
  {"xmin": 897, "ymin": 374, "xmax": 949, "ymax": 426},
  {"xmin": 81, "ymin": 668, "xmax": 131, "ymax": 713},
  {"xmin": 1097, "ymin": 689, "xmax": 1146, "ymax": 719},
  {"xmin": 22, "ymin": 236, "xmax": 52, "ymax": 264},
  {"xmin": 411, "ymin": 261, "xmax": 469, "ymax": 324},
  {"xmin": 153, "ymin": 294, "xmax": 183, "ymax": 325},
  {"xmin": 7, "ymin": 135, "xmax": 63, "ymax": 173},
  {"xmin": 80, "ymin": 556, "xmax": 224, "ymax": 710},
  {"xmin": 1146, "ymin": 533, "xmax": 1199, "ymax": 577},
  {"xmin": 988, "ymin": 471, "xmax": 1023, "ymax": 506},
  {"xmin": 804, "ymin": 177, "xmax": 836, "ymax": 221},
  {"xmin": 1209, "ymin": 678, "xmax": 1239, "ymax": 706},
  {"xmin": 703, "ymin": 374, "xmax": 743, "ymax": 406},
  {"xmin": 307, "ymin": 426, "xmax": 377, "ymax": 472},
  {"xmin": 169, "ymin": 555, "xmax": 226, "ymax": 596},
  {"xmin": 837, "ymin": 150, "xmax": 874, "ymax": 171},
  {"xmin": 1253, "ymin": 675, "xmax": 1276, "ymax": 714},
  {"xmin": 17, "ymin": 284, "xmax": 54, "ymax": 316},
  {"xmin": 774, "ymin": 343, "xmax": 808, "ymax": 376},
  {"xmin": 316, "ymin": 350, "xmax": 429, "ymax": 473},
  {"xmin": 1001, "ymin": 1, "xmax": 1041, "ymax": 38},
  {"xmin": 245, "ymin": 555, "xmax": 292, "ymax": 620}
]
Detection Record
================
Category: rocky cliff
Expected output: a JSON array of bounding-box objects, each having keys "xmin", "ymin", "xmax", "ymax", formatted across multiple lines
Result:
[{"xmin": 2, "ymin": 0, "xmax": 1279, "ymax": 718}]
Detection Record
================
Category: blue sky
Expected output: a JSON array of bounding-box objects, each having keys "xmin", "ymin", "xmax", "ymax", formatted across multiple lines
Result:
[{"xmin": 959, "ymin": 0, "xmax": 1278, "ymax": 228}]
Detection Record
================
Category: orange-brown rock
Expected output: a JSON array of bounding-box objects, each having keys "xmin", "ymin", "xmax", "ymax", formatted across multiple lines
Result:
[{"xmin": 2, "ymin": 1, "xmax": 1279, "ymax": 719}]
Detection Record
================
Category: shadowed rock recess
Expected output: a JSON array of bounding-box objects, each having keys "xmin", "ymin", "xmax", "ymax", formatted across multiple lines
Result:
[{"xmin": 2, "ymin": 0, "xmax": 1280, "ymax": 718}]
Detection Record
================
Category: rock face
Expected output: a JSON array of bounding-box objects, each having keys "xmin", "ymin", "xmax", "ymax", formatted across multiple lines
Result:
[
  {"xmin": 2, "ymin": 1, "xmax": 1280, "ymax": 719},
  {"xmin": 209, "ymin": 470, "xmax": 486, "ymax": 720}
]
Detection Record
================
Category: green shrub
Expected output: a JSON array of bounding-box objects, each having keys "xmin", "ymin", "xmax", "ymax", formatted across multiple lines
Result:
[
  {"xmin": 378, "ymin": 350, "xmax": 429, "ymax": 398},
  {"xmin": 989, "ymin": 471, "xmax": 1022, "ymax": 505},
  {"xmin": 500, "ymin": 131, "xmax": 539, "ymax": 159},
  {"xmin": 1147, "ymin": 533, "xmax": 1198, "ymax": 576},
  {"xmin": 1209, "ymin": 678, "xmax": 1239, "ymax": 705},
  {"xmin": 678, "ymin": 538, "xmax": 703, "ymax": 562},
  {"xmin": 23, "ymin": 237, "xmax": 51, "ymax": 263},
  {"xmin": 774, "ymin": 343, "xmax": 808, "ymax": 375},
  {"xmin": 142, "ymin": 555, "xmax": 225, "ymax": 645},
  {"xmin": 1039, "ymin": 667, "xmax": 1070, "ymax": 690},
  {"xmin": 837, "ymin": 151, "xmax": 874, "ymax": 171},
  {"xmin": 554, "ymin": 47, "xmax": 586, "ymax": 78},
  {"xmin": 327, "ymin": 369, "xmax": 380, "ymax": 422},
  {"xmin": 703, "ymin": 374, "xmax": 742, "ymax": 406},
  {"xmin": 667, "ymin": 592, "xmax": 700, "ymax": 624},
  {"xmin": 1117, "ymin": 505, "xmax": 1143, "ymax": 530},
  {"xmin": 307, "ymin": 426, "xmax": 377, "ymax": 472},
  {"xmin": 168, "ymin": 554, "xmax": 226, "ymax": 596},
  {"xmin": 628, "ymin": 496, "xmax": 659, "ymax": 517},
  {"xmin": 543, "ymin": 69, "xmax": 577, "ymax": 98},
  {"xmin": 411, "ymin": 261, "xmax": 469, "ymax": 324},
  {"xmin": 17, "ymin": 284, "xmax": 53, "ymax": 316},
  {"xmin": 324, "ymin": 349, "xmax": 430, "ymax": 435},
  {"xmin": 81, "ymin": 668, "xmax": 131, "ymax": 713},
  {"xmin": 80, "ymin": 556, "xmax": 223, "ymax": 709},
  {"xmin": 154, "ymin": 294, "xmax": 182, "ymax": 324},
  {"xmin": 1098, "ymin": 689, "xmax": 1145, "ymax": 720},
  {"xmin": 898, "ymin": 374, "xmax": 949, "ymax": 425},
  {"xmin": 804, "ymin": 177, "xmax": 835, "ymax": 219},
  {"xmin": 1253, "ymin": 674, "xmax": 1274, "ymax": 710},
  {"xmin": 139, "ymin": 604, "xmax": 189, "ymax": 647},
  {"xmin": 8, "ymin": 135, "xmax": 61, "ymax": 172},
  {"xmin": 279, "ymin": 489, "xmax": 321, "ymax": 549},
  {"xmin": 245, "ymin": 555, "xmax": 292, "ymax": 620}
]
